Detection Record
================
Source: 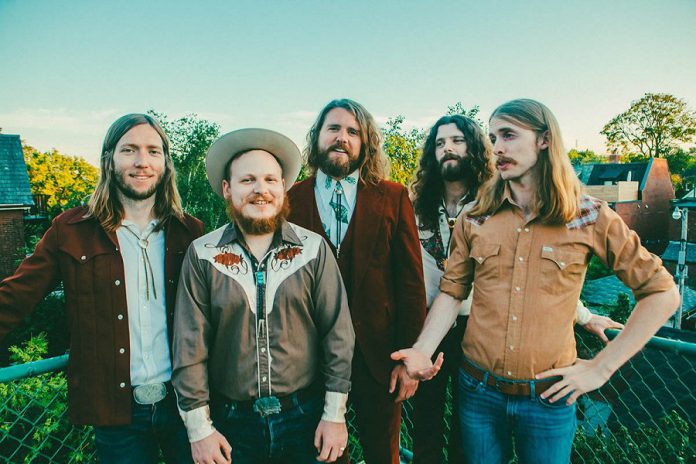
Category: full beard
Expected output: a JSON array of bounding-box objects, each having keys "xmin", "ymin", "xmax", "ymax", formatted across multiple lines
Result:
[
  {"xmin": 440, "ymin": 155, "xmax": 476, "ymax": 184},
  {"xmin": 226, "ymin": 195, "xmax": 290, "ymax": 235},
  {"xmin": 318, "ymin": 144, "xmax": 362, "ymax": 179}
]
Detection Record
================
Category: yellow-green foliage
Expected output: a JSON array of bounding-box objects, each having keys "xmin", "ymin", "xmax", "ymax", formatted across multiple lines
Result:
[{"xmin": 23, "ymin": 145, "xmax": 99, "ymax": 217}]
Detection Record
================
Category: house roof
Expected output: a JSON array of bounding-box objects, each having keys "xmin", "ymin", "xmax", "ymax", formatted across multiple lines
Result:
[
  {"xmin": 0, "ymin": 134, "xmax": 33, "ymax": 207},
  {"xmin": 581, "ymin": 274, "xmax": 696, "ymax": 313},
  {"xmin": 574, "ymin": 164, "xmax": 595, "ymax": 184},
  {"xmin": 583, "ymin": 160, "xmax": 651, "ymax": 189},
  {"xmin": 661, "ymin": 241, "xmax": 696, "ymax": 264},
  {"xmin": 673, "ymin": 188, "xmax": 696, "ymax": 209}
]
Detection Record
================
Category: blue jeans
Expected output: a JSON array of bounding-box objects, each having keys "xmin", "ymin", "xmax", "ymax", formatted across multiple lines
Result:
[
  {"xmin": 457, "ymin": 367, "xmax": 577, "ymax": 464},
  {"xmin": 94, "ymin": 392, "xmax": 192, "ymax": 464},
  {"xmin": 212, "ymin": 393, "xmax": 323, "ymax": 464}
]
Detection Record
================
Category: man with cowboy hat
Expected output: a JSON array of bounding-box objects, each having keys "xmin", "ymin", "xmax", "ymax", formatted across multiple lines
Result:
[{"xmin": 172, "ymin": 128, "xmax": 355, "ymax": 464}]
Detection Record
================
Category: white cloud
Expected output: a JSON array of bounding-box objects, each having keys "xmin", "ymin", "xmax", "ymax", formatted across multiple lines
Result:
[{"xmin": 0, "ymin": 108, "xmax": 121, "ymax": 165}]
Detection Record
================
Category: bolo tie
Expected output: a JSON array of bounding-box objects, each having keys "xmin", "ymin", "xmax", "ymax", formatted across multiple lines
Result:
[
  {"xmin": 122, "ymin": 225, "xmax": 158, "ymax": 300},
  {"xmin": 330, "ymin": 181, "xmax": 348, "ymax": 257},
  {"xmin": 442, "ymin": 200, "xmax": 465, "ymax": 270}
]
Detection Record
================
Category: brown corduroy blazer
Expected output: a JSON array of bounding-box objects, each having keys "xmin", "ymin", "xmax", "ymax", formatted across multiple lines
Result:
[{"xmin": 288, "ymin": 176, "xmax": 426, "ymax": 385}]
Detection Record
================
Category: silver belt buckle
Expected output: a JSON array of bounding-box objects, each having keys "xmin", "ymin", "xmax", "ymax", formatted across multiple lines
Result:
[{"xmin": 133, "ymin": 382, "xmax": 167, "ymax": 405}]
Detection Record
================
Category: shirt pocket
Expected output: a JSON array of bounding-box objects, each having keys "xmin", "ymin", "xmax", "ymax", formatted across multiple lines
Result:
[
  {"xmin": 59, "ymin": 245, "xmax": 114, "ymax": 298},
  {"xmin": 469, "ymin": 243, "xmax": 500, "ymax": 280},
  {"xmin": 539, "ymin": 246, "xmax": 586, "ymax": 294}
]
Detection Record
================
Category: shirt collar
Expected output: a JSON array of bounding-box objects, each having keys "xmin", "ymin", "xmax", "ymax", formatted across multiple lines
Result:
[
  {"xmin": 216, "ymin": 221, "xmax": 301, "ymax": 248},
  {"xmin": 499, "ymin": 183, "xmax": 539, "ymax": 222},
  {"xmin": 120, "ymin": 219, "xmax": 159, "ymax": 234},
  {"xmin": 317, "ymin": 169, "xmax": 359, "ymax": 189},
  {"xmin": 316, "ymin": 169, "xmax": 359, "ymax": 210},
  {"xmin": 499, "ymin": 183, "xmax": 517, "ymax": 211}
]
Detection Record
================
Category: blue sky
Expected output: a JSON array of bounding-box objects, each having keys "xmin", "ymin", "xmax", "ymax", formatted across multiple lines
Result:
[{"xmin": 1, "ymin": 0, "xmax": 695, "ymax": 166}]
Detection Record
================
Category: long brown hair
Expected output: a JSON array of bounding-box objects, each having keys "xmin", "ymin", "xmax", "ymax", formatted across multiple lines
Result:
[
  {"xmin": 411, "ymin": 115, "xmax": 494, "ymax": 231},
  {"xmin": 468, "ymin": 99, "xmax": 582, "ymax": 224},
  {"xmin": 304, "ymin": 98, "xmax": 388, "ymax": 185},
  {"xmin": 87, "ymin": 113, "xmax": 183, "ymax": 231}
]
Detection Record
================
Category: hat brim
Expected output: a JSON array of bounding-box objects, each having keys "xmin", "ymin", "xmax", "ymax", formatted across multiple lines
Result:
[{"xmin": 205, "ymin": 128, "xmax": 302, "ymax": 197}]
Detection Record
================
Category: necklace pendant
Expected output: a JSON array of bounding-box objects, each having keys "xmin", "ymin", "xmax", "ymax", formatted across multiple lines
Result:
[{"xmin": 139, "ymin": 239, "xmax": 149, "ymax": 249}]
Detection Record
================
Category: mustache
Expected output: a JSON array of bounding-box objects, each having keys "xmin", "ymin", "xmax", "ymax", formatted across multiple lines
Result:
[
  {"xmin": 327, "ymin": 142, "xmax": 348, "ymax": 152},
  {"xmin": 495, "ymin": 156, "xmax": 515, "ymax": 166},
  {"xmin": 439, "ymin": 154, "xmax": 465, "ymax": 165}
]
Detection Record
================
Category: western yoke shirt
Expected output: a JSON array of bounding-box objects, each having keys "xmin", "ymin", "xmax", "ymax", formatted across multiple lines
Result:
[
  {"xmin": 419, "ymin": 195, "xmax": 592, "ymax": 323},
  {"xmin": 173, "ymin": 221, "xmax": 354, "ymax": 441},
  {"xmin": 440, "ymin": 189, "xmax": 675, "ymax": 380}
]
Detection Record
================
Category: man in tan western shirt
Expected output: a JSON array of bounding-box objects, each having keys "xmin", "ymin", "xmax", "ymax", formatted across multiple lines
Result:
[{"xmin": 393, "ymin": 99, "xmax": 679, "ymax": 464}]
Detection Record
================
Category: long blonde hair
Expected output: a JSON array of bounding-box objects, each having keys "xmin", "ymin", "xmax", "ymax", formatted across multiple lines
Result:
[
  {"xmin": 304, "ymin": 98, "xmax": 388, "ymax": 185},
  {"xmin": 87, "ymin": 114, "xmax": 183, "ymax": 231},
  {"xmin": 469, "ymin": 99, "xmax": 581, "ymax": 224}
]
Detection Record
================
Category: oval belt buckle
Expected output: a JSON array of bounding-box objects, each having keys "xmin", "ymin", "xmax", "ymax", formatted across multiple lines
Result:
[{"xmin": 133, "ymin": 383, "xmax": 167, "ymax": 404}]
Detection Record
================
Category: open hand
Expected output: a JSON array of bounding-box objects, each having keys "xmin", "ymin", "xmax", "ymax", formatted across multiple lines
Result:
[{"xmin": 390, "ymin": 348, "xmax": 444, "ymax": 381}]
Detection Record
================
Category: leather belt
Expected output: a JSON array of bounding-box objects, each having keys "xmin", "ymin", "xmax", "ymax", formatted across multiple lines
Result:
[{"xmin": 460, "ymin": 359, "xmax": 558, "ymax": 397}]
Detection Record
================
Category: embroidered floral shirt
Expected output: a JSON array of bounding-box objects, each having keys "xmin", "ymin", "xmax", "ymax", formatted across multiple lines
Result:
[
  {"xmin": 172, "ymin": 221, "xmax": 354, "ymax": 440},
  {"xmin": 440, "ymin": 188, "xmax": 675, "ymax": 380},
  {"xmin": 417, "ymin": 195, "xmax": 471, "ymax": 309}
]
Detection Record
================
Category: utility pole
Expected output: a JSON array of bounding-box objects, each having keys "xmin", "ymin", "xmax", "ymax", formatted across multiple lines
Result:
[{"xmin": 672, "ymin": 206, "xmax": 689, "ymax": 329}]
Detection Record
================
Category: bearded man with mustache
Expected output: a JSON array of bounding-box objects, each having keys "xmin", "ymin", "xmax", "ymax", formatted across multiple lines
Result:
[
  {"xmin": 407, "ymin": 114, "xmax": 492, "ymax": 463},
  {"xmin": 172, "ymin": 128, "xmax": 354, "ymax": 464},
  {"xmin": 288, "ymin": 99, "xmax": 426, "ymax": 464}
]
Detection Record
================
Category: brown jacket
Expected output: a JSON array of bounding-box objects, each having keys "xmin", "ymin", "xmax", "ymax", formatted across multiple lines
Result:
[
  {"xmin": 0, "ymin": 206, "xmax": 204, "ymax": 426},
  {"xmin": 288, "ymin": 177, "xmax": 426, "ymax": 385}
]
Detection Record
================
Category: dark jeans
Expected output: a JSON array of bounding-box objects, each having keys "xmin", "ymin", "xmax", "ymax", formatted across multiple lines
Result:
[
  {"xmin": 458, "ymin": 367, "xmax": 577, "ymax": 464},
  {"xmin": 212, "ymin": 393, "xmax": 323, "ymax": 464},
  {"xmin": 94, "ymin": 392, "xmax": 191, "ymax": 464}
]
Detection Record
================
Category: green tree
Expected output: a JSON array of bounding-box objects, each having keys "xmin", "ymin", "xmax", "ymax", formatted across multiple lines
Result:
[
  {"xmin": 382, "ymin": 116, "xmax": 424, "ymax": 186},
  {"xmin": 147, "ymin": 110, "xmax": 226, "ymax": 231},
  {"xmin": 22, "ymin": 146, "xmax": 99, "ymax": 218},
  {"xmin": 446, "ymin": 102, "xmax": 484, "ymax": 127},
  {"xmin": 569, "ymin": 148, "xmax": 607, "ymax": 165},
  {"xmin": 666, "ymin": 147, "xmax": 696, "ymax": 197},
  {"xmin": 601, "ymin": 93, "xmax": 696, "ymax": 158}
]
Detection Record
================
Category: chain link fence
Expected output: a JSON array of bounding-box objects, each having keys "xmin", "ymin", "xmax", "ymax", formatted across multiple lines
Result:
[{"xmin": 1, "ymin": 327, "xmax": 694, "ymax": 463}]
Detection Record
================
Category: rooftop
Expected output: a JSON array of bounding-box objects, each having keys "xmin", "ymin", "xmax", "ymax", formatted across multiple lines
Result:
[{"xmin": 0, "ymin": 134, "xmax": 33, "ymax": 207}]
